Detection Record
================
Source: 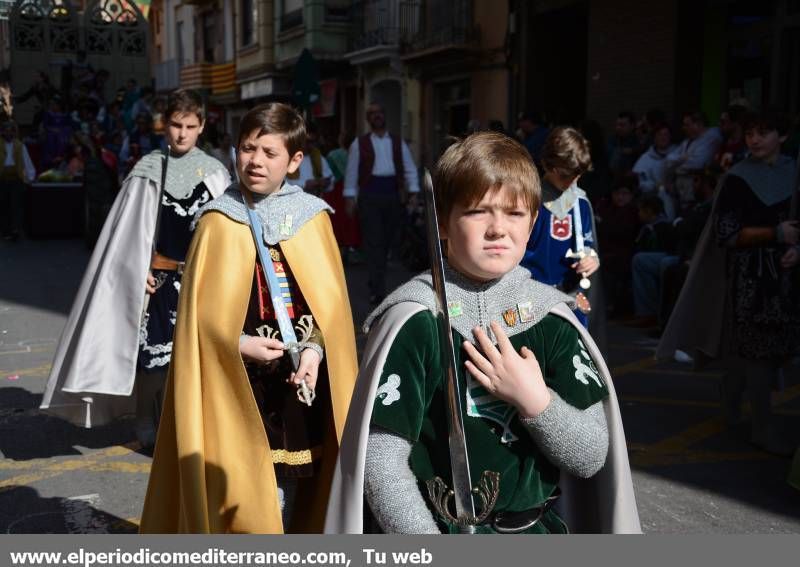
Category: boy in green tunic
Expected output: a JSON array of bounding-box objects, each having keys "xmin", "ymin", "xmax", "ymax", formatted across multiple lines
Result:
[{"xmin": 325, "ymin": 131, "xmax": 639, "ymax": 534}]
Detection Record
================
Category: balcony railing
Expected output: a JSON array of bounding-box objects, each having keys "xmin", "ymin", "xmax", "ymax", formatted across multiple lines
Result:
[
  {"xmin": 349, "ymin": 0, "xmax": 420, "ymax": 52},
  {"xmin": 179, "ymin": 62, "xmax": 237, "ymax": 95},
  {"xmin": 401, "ymin": 0, "xmax": 479, "ymax": 56},
  {"xmin": 154, "ymin": 58, "xmax": 183, "ymax": 92}
]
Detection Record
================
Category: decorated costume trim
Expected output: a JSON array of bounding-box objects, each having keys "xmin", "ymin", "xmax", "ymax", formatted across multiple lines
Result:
[
  {"xmin": 128, "ymin": 147, "xmax": 228, "ymax": 200},
  {"xmin": 194, "ymin": 182, "xmax": 333, "ymax": 245}
]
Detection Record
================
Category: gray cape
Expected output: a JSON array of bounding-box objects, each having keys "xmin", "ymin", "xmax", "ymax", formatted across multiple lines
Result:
[
  {"xmin": 324, "ymin": 290, "xmax": 641, "ymax": 533},
  {"xmin": 656, "ymin": 156, "xmax": 796, "ymax": 362},
  {"xmin": 40, "ymin": 150, "xmax": 230, "ymax": 427}
]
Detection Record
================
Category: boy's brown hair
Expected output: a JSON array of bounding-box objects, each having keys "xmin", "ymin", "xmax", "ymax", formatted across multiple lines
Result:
[
  {"xmin": 238, "ymin": 102, "xmax": 306, "ymax": 156},
  {"xmin": 165, "ymin": 89, "xmax": 204, "ymax": 122},
  {"xmin": 433, "ymin": 131, "xmax": 541, "ymax": 223},
  {"xmin": 540, "ymin": 126, "xmax": 593, "ymax": 178}
]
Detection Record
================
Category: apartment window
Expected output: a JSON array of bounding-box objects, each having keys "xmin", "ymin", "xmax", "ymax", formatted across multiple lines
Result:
[
  {"xmin": 202, "ymin": 11, "xmax": 215, "ymax": 62},
  {"xmin": 176, "ymin": 21, "xmax": 185, "ymax": 64},
  {"xmin": 281, "ymin": 0, "xmax": 304, "ymax": 31},
  {"xmin": 325, "ymin": 0, "xmax": 350, "ymax": 22},
  {"xmin": 241, "ymin": 0, "xmax": 257, "ymax": 47}
]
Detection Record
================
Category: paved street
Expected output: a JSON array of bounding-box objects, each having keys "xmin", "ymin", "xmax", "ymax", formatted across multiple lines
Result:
[{"xmin": 1, "ymin": 236, "xmax": 799, "ymax": 533}]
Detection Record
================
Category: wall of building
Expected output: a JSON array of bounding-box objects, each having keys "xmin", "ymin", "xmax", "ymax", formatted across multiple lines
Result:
[{"xmin": 586, "ymin": 0, "xmax": 678, "ymax": 131}]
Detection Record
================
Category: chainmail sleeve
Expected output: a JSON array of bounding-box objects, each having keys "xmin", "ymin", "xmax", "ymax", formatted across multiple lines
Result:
[
  {"xmin": 520, "ymin": 390, "xmax": 609, "ymax": 479},
  {"xmin": 364, "ymin": 426, "xmax": 441, "ymax": 534}
]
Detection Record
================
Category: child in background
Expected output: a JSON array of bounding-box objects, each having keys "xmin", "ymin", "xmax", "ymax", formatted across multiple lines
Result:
[{"xmin": 522, "ymin": 127, "xmax": 599, "ymax": 327}]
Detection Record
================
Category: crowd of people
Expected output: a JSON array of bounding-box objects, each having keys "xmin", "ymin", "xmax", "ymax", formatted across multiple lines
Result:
[{"xmin": 506, "ymin": 104, "xmax": 800, "ymax": 458}]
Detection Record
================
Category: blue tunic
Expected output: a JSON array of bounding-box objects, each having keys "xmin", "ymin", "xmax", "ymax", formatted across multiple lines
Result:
[{"xmin": 522, "ymin": 182, "xmax": 596, "ymax": 327}]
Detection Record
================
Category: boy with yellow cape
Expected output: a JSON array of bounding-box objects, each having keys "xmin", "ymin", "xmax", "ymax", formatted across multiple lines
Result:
[{"xmin": 140, "ymin": 103, "xmax": 358, "ymax": 533}]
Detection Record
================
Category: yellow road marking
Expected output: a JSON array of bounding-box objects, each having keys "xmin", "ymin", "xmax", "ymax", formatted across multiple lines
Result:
[
  {"xmin": 0, "ymin": 347, "xmax": 52, "ymax": 357},
  {"xmin": 0, "ymin": 441, "xmax": 146, "ymax": 491},
  {"xmin": 0, "ymin": 363, "xmax": 52, "ymax": 377}
]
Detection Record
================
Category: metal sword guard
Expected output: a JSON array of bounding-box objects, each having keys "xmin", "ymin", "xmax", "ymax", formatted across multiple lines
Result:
[{"xmin": 425, "ymin": 470, "xmax": 501, "ymax": 527}]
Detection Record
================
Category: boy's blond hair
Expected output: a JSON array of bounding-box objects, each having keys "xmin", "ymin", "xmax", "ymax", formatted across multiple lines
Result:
[
  {"xmin": 433, "ymin": 131, "xmax": 541, "ymax": 223},
  {"xmin": 540, "ymin": 126, "xmax": 593, "ymax": 178},
  {"xmin": 238, "ymin": 102, "xmax": 306, "ymax": 156}
]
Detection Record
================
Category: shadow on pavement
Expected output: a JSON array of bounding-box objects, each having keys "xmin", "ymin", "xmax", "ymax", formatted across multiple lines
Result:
[
  {"xmin": 0, "ymin": 485, "xmax": 138, "ymax": 534},
  {"xmin": 0, "ymin": 386, "xmax": 136, "ymax": 460}
]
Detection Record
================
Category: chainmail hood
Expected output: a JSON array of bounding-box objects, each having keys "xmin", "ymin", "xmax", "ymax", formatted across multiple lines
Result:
[
  {"xmin": 127, "ymin": 147, "xmax": 228, "ymax": 200},
  {"xmin": 364, "ymin": 264, "xmax": 575, "ymax": 342},
  {"xmin": 194, "ymin": 181, "xmax": 333, "ymax": 245}
]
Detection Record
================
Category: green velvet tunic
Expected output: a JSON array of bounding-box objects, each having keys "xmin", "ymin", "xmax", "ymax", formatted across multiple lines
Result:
[{"xmin": 371, "ymin": 310, "xmax": 609, "ymax": 533}]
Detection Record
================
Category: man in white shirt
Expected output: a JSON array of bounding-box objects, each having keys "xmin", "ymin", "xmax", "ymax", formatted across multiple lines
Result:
[
  {"xmin": 1, "ymin": 120, "xmax": 36, "ymax": 241},
  {"xmin": 665, "ymin": 111, "xmax": 722, "ymax": 214},
  {"xmin": 343, "ymin": 102, "xmax": 420, "ymax": 304}
]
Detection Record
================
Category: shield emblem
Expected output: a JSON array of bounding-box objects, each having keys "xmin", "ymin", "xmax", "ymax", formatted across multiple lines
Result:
[{"xmin": 550, "ymin": 215, "xmax": 572, "ymax": 241}]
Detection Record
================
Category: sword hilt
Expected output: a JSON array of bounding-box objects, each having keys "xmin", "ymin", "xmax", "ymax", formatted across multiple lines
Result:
[
  {"xmin": 426, "ymin": 470, "xmax": 501, "ymax": 531},
  {"xmin": 286, "ymin": 344, "xmax": 315, "ymax": 406}
]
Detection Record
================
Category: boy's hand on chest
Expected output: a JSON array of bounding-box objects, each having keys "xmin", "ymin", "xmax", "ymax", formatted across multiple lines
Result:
[{"xmin": 462, "ymin": 321, "xmax": 551, "ymax": 419}]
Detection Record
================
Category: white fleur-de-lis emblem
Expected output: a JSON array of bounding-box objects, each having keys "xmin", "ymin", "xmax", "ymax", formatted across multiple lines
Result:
[
  {"xmin": 376, "ymin": 374, "xmax": 401, "ymax": 406},
  {"xmin": 572, "ymin": 340, "xmax": 603, "ymax": 387}
]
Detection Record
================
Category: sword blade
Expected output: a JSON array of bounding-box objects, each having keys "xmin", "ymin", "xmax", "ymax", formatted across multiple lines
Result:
[{"xmin": 422, "ymin": 169, "xmax": 477, "ymax": 529}]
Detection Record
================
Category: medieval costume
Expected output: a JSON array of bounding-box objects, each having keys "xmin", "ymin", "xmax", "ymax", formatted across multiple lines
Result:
[
  {"xmin": 325, "ymin": 265, "xmax": 640, "ymax": 534},
  {"xmin": 40, "ymin": 148, "xmax": 230, "ymax": 427},
  {"xmin": 140, "ymin": 183, "xmax": 358, "ymax": 533},
  {"xmin": 522, "ymin": 181, "xmax": 607, "ymax": 349},
  {"xmin": 658, "ymin": 156, "xmax": 800, "ymax": 450}
]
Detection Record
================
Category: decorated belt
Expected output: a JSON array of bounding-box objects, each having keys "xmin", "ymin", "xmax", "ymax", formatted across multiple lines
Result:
[
  {"xmin": 485, "ymin": 487, "xmax": 561, "ymax": 534},
  {"xmin": 151, "ymin": 252, "xmax": 185, "ymax": 273}
]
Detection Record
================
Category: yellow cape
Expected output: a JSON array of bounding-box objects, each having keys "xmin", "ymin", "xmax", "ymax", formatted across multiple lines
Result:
[{"xmin": 139, "ymin": 210, "xmax": 358, "ymax": 533}]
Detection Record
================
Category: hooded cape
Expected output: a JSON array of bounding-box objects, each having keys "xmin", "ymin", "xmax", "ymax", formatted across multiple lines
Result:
[
  {"xmin": 40, "ymin": 149, "xmax": 229, "ymax": 427},
  {"xmin": 324, "ymin": 274, "xmax": 640, "ymax": 534},
  {"xmin": 139, "ymin": 197, "xmax": 358, "ymax": 533}
]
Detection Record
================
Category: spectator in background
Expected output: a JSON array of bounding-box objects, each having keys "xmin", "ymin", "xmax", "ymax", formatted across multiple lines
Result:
[
  {"xmin": 130, "ymin": 87, "xmax": 154, "ymax": 125},
  {"xmin": 628, "ymin": 194, "xmax": 677, "ymax": 328},
  {"xmin": 636, "ymin": 108, "xmax": 667, "ymax": 153},
  {"xmin": 595, "ymin": 175, "xmax": 641, "ymax": 318},
  {"xmin": 1, "ymin": 120, "xmax": 37, "ymax": 241},
  {"xmin": 324, "ymin": 130, "xmax": 361, "ymax": 262},
  {"xmin": 665, "ymin": 111, "xmax": 723, "ymax": 214},
  {"xmin": 211, "ymin": 132, "xmax": 236, "ymax": 177},
  {"xmin": 99, "ymin": 100, "xmax": 124, "ymax": 136},
  {"xmin": 343, "ymin": 101, "xmax": 420, "ymax": 305},
  {"xmin": 608, "ymin": 111, "xmax": 640, "ymax": 176},
  {"xmin": 40, "ymin": 95, "xmax": 73, "ymax": 169},
  {"xmin": 121, "ymin": 78, "xmax": 140, "ymax": 131},
  {"xmin": 716, "ymin": 104, "xmax": 747, "ymax": 171},
  {"xmin": 517, "ymin": 110, "xmax": 549, "ymax": 169},
  {"xmin": 151, "ymin": 97, "xmax": 168, "ymax": 136},
  {"xmin": 290, "ymin": 121, "xmax": 333, "ymax": 196},
  {"xmin": 119, "ymin": 112, "xmax": 162, "ymax": 164},
  {"xmin": 14, "ymin": 71, "xmax": 57, "ymax": 129},
  {"xmin": 633, "ymin": 122, "xmax": 677, "ymax": 219}
]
